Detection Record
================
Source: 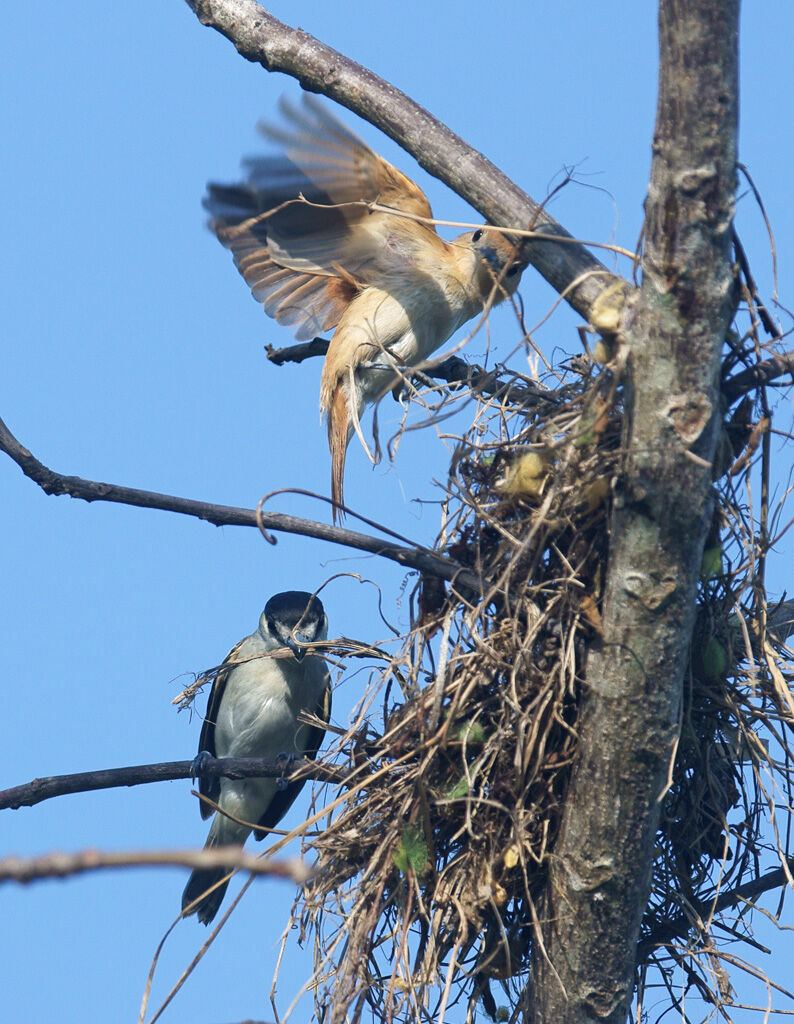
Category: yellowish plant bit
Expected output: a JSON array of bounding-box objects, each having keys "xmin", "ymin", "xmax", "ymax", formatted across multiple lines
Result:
[
  {"xmin": 393, "ymin": 825, "xmax": 429, "ymax": 876},
  {"xmin": 492, "ymin": 882, "xmax": 508, "ymax": 905},
  {"xmin": 592, "ymin": 397, "xmax": 612, "ymax": 439},
  {"xmin": 503, "ymin": 845, "xmax": 520, "ymax": 870},
  {"xmin": 581, "ymin": 476, "xmax": 610, "ymax": 512},
  {"xmin": 496, "ymin": 450, "xmax": 552, "ymax": 499},
  {"xmin": 729, "ymin": 414, "xmax": 770, "ymax": 477},
  {"xmin": 581, "ymin": 594, "xmax": 604, "ymax": 635},
  {"xmin": 588, "ymin": 278, "xmax": 631, "ymax": 333},
  {"xmin": 591, "ymin": 337, "xmax": 616, "ymax": 364}
]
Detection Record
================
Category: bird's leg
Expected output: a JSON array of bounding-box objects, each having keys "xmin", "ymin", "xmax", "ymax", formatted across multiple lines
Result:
[
  {"xmin": 390, "ymin": 368, "xmax": 439, "ymax": 406},
  {"xmin": 190, "ymin": 749, "xmax": 213, "ymax": 782},
  {"xmin": 275, "ymin": 752, "xmax": 301, "ymax": 791}
]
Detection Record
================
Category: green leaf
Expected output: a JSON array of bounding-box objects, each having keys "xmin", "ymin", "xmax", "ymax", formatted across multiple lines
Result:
[
  {"xmin": 703, "ymin": 635, "xmax": 728, "ymax": 682},
  {"xmin": 574, "ymin": 426, "xmax": 596, "ymax": 448},
  {"xmin": 700, "ymin": 545, "xmax": 723, "ymax": 580},
  {"xmin": 454, "ymin": 719, "xmax": 486, "ymax": 745},
  {"xmin": 393, "ymin": 825, "xmax": 429, "ymax": 875},
  {"xmin": 446, "ymin": 776, "xmax": 470, "ymax": 800}
]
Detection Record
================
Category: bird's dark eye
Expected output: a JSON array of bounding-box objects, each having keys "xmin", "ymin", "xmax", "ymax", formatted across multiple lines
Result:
[
  {"xmin": 472, "ymin": 229, "xmax": 484, "ymax": 243},
  {"xmin": 507, "ymin": 263, "xmax": 520, "ymax": 277}
]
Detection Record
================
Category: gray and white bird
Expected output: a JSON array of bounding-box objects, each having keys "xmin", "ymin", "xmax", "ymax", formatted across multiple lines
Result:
[{"xmin": 182, "ymin": 591, "xmax": 331, "ymax": 925}]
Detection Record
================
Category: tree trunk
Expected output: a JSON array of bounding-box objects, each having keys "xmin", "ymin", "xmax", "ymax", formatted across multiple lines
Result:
[{"xmin": 529, "ymin": 2, "xmax": 739, "ymax": 1021}]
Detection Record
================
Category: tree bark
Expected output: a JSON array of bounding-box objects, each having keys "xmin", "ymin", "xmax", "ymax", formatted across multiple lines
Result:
[{"xmin": 529, "ymin": 3, "xmax": 739, "ymax": 1021}]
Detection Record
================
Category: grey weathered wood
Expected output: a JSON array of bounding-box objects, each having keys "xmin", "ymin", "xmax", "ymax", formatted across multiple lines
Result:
[{"xmin": 529, "ymin": 3, "xmax": 739, "ymax": 1021}]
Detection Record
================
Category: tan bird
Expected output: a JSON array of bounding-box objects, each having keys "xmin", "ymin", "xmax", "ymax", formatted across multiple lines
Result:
[{"xmin": 204, "ymin": 96, "xmax": 525, "ymax": 518}]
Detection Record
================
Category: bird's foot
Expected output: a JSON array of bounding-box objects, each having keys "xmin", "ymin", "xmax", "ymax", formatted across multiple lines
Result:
[
  {"xmin": 391, "ymin": 379, "xmax": 411, "ymax": 405},
  {"xmin": 190, "ymin": 749, "xmax": 213, "ymax": 782},
  {"xmin": 276, "ymin": 752, "xmax": 300, "ymax": 790},
  {"xmin": 391, "ymin": 369, "xmax": 435, "ymax": 406}
]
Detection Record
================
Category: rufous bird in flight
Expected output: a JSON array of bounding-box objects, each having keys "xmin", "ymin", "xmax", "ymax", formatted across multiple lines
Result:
[{"xmin": 204, "ymin": 96, "xmax": 526, "ymax": 519}]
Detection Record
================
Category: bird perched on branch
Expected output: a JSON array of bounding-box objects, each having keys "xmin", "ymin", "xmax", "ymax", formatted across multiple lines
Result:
[
  {"xmin": 204, "ymin": 95, "xmax": 525, "ymax": 518},
  {"xmin": 182, "ymin": 591, "xmax": 331, "ymax": 925}
]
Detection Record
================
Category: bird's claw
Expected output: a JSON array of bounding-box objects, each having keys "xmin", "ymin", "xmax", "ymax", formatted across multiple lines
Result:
[
  {"xmin": 391, "ymin": 380, "xmax": 411, "ymax": 405},
  {"xmin": 276, "ymin": 751, "xmax": 300, "ymax": 790},
  {"xmin": 190, "ymin": 749, "xmax": 213, "ymax": 782}
]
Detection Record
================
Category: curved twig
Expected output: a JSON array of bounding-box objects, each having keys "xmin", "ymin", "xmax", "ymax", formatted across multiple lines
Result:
[{"xmin": 0, "ymin": 414, "xmax": 482, "ymax": 591}]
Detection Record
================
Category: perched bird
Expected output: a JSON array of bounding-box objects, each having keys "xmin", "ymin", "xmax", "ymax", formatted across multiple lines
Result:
[
  {"xmin": 182, "ymin": 591, "xmax": 331, "ymax": 925},
  {"xmin": 204, "ymin": 95, "xmax": 526, "ymax": 517}
]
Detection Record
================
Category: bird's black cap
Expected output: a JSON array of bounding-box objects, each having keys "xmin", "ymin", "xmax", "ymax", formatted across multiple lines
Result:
[{"xmin": 265, "ymin": 590, "xmax": 325, "ymax": 632}]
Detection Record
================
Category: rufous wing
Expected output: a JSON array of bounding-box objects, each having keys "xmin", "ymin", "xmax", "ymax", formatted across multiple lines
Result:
[{"xmin": 203, "ymin": 96, "xmax": 441, "ymax": 340}]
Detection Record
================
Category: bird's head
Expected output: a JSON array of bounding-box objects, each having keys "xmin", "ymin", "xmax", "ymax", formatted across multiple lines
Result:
[
  {"xmin": 259, "ymin": 590, "xmax": 328, "ymax": 662},
  {"xmin": 455, "ymin": 227, "xmax": 525, "ymax": 303}
]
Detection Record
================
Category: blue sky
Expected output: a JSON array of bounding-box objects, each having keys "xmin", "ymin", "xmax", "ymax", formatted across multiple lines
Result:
[{"xmin": 1, "ymin": 3, "xmax": 793, "ymax": 1022}]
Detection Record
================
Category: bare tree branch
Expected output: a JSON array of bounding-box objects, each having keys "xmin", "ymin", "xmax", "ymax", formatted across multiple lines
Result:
[
  {"xmin": 0, "ymin": 414, "xmax": 482, "ymax": 591},
  {"xmin": 0, "ymin": 755, "xmax": 345, "ymax": 811},
  {"xmin": 722, "ymin": 348, "xmax": 794, "ymax": 403},
  {"xmin": 530, "ymin": 3, "xmax": 740, "ymax": 1021},
  {"xmin": 0, "ymin": 848, "xmax": 311, "ymax": 885},
  {"xmin": 266, "ymin": 337, "xmax": 558, "ymax": 406},
  {"xmin": 640, "ymin": 856, "xmax": 794, "ymax": 957},
  {"xmin": 265, "ymin": 337, "xmax": 329, "ymax": 366},
  {"xmin": 184, "ymin": 0, "xmax": 628, "ymax": 326}
]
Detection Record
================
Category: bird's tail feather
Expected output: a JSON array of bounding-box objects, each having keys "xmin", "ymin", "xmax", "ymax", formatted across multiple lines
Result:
[
  {"xmin": 182, "ymin": 864, "xmax": 232, "ymax": 926},
  {"xmin": 328, "ymin": 385, "xmax": 350, "ymax": 524},
  {"xmin": 181, "ymin": 812, "xmax": 251, "ymax": 926}
]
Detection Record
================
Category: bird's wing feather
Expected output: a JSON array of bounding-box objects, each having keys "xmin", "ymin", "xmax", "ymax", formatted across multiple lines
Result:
[
  {"xmin": 197, "ymin": 637, "xmax": 248, "ymax": 821},
  {"xmin": 253, "ymin": 679, "xmax": 332, "ymax": 839},
  {"xmin": 204, "ymin": 95, "xmax": 441, "ymax": 339},
  {"xmin": 259, "ymin": 95, "xmax": 434, "ymax": 224}
]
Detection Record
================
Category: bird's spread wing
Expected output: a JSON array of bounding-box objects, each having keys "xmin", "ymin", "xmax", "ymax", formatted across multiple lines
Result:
[
  {"xmin": 196, "ymin": 637, "xmax": 248, "ymax": 821},
  {"xmin": 204, "ymin": 95, "xmax": 440, "ymax": 340},
  {"xmin": 253, "ymin": 679, "xmax": 332, "ymax": 840}
]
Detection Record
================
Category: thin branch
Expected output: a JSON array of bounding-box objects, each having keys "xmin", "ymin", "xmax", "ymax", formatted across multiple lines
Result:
[
  {"xmin": 183, "ymin": 0, "xmax": 627, "ymax": 325},
  {"xmin": 266, "ymin": 339, "xmax": 557, "ymax": 406},
  {"xmin": 640, "ymin": 856, "xmax": 794, "ymax": 956},
  {"xmin": 0, "ymin": 755, "xmax": 346, "ymax": 811},
  {"xmin": 0, "ymin": 848, "xmax": 311, "ymax": 885},
  {"xmin": 265, "ymin": 336, "xmax": 329, "ymax": 366},
  {"xmin": 732, "ymin": 226, "xmax": 781, "ymax": 340},
  {"xmin": 722, "ymin": 348, "xmax": 794, "ymax": 403},
  {"xmin": 0, "ymin": 414, "xmax": 482, "ymax": 591}
]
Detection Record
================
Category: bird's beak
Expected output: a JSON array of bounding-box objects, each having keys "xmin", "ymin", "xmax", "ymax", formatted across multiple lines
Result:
[
  {"xmin": 284, "ymin": 633, "xmax": 312, "ymax": 662},
  {"xmin": 479, "ymin": 245, "xmax": 527, "ymax": 277},
  {"xmin": 479, "ymin": 245, "xmax": 502, "ymax": 271}
]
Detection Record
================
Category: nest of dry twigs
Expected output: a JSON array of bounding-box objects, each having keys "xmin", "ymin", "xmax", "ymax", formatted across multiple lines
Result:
[{"xmin": 280, "ymin": 287, "xmax": 793, "ymax": 1024}]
